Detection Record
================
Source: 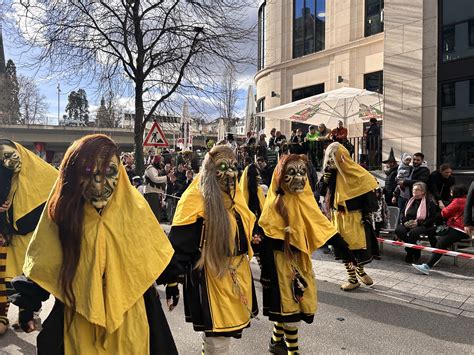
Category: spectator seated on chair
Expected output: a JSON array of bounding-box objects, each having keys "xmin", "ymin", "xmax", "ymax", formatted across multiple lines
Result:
[
  {"xmin": 394, "ymin": 182, "xmax": 438, "ymax": 263},
  {"xmin": 412, "ymin": 185, "xmax": 469, "ymax": 274}
]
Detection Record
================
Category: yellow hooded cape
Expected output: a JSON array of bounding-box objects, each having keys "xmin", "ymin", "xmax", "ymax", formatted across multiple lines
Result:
[
  {"xmin": 259, "ymin": 171, "xmax": 336, "ymax": 318},
  {"xmin": 172, "ymin": 175, "xmax": 256, "ymax": 333},
  {"xmin": 238, "ymin": 165, "xmax": 265, "ymax": 213},
  {"xmin": 259, "ymin": 176, "xmax": 337, "ymax": 258},
  {"xmin": 6, "ymin": 142, "xmax": 58, "ymax": 280},
  {"xmin": 23, "ymin": 164, "xmax": 174, "ymax": 354},
  {"xmin": 331, "ymin": 144, "xmax": 378, "ymax": 207},
  {"xmin": 329, "ymin": 143, "xmax": 378, "ymax": 250}
]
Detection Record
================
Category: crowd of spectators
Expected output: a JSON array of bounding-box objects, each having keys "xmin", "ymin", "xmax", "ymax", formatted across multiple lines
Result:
[
  {"xmin": 382, "ymin": 150, "xmax": 473, "ymax": 268},
  {"xmin": 121, "ymin": 151, "xmax": 195, "ymax": 223}
]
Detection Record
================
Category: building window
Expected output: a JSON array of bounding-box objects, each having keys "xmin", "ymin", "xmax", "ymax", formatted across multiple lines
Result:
[
  {"xmin": 469, "ymin": 20, "xmax": 474, "ymax": 47},
  {"xmin": 441, "ymin": 1, "xmax": 474, "ymax": 62},
  {"xmin": 258, "ymin": 2, "xmax": 266, "ymax": 70},
  {"xmin": 365, "ymin": 0, "xmax": 384, "ymax": 37},
  {"xmin": 440, "ymin": 79, "xmax": 474, "ymax": 169},
  {"xmin": 442, "ymin": 26, "xmax": 455, "ymax": 54},
  {"xmin": 256, "ymin": 98, "xmax": 265, "ymax": 132},
  {"xmin": 470, "ymin": 80, "xmax": 474, "ymax": 104},
  {"xmin": 293, "ymin": 0, "xmax": 326, "ymax": 58},
  {"xmin": 441, "ymin": 82, "xmax": 455, "ymax": 107},
  {"xmin": 291, "ymin": 84, "xmax": 324, "ymax": 131},
  {"xmin": 292, "ymin": 83, "xmax": 325, "ymax": 102},
  {"xmin": 364, "ymin": 71, "xmax": 383, "ymax": 94}
]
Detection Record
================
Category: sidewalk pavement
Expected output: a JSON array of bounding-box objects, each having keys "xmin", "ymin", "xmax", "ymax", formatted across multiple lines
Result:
[
  {"xmin": 311, "ymin": 245, "xmax": 474, "ymax": 318},
  {"xmin": 161, "ymin": 223, "xmax": 474, "ymax": 318}
]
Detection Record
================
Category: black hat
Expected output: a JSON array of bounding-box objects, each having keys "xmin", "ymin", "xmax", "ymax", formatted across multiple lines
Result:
[
  {"xmin": 227, "ymin": 133, "xmax": 234, "ymax": 141},
  {"xmin": 382, "ymin": 148, "xmax": 397, "ymax": 164}
]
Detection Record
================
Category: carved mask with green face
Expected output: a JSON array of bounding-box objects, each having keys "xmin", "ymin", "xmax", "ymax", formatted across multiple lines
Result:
[{"xmin": 215, "ymin": 156, "xmax": 238, "ymax": 196}]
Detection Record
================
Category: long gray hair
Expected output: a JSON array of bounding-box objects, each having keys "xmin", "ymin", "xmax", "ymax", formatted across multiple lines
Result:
[{"xmin": 196, "ymin": 145, "xmax": 232, "ymax": 278}]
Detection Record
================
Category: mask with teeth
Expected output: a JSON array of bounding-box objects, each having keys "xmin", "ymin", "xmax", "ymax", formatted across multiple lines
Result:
[
  {"xmin": 283, "ymin": 160, "xmax": 307, "ymax": 194},
  {"xmin": 81, "ymin": 155, "xmax": 119, "ymax": 209},
  {"xmin": 0, "ymin": 142, "xmax": 22, "ymax": 174}
]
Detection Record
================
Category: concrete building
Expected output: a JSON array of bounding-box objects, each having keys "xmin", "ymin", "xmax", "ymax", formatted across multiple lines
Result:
[{"xmin": 255, "ymin": 0, "xmax": 474, "ymax": 173}]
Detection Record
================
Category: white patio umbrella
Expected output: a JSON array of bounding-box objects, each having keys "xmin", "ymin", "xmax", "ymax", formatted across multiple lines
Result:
[{"xmin": 256, "ymin": 87, "xmax": 383, "ymax": 129}]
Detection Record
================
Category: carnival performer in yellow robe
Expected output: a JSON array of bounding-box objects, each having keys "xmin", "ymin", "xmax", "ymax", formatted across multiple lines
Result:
[
  {"xmin": 10, "ymin": 134, "xmax": 177, "ymax": 354},
  {"xmin": 259, "ymin": 154, "xmax": 355, "ymax": 355},
  {"xmin": 319, "ymin": 142, "xmax": 379, "ymax": 291},
  {"xmin": 238, "ymin": 163, "xmax": 266, "ymax": 261},
  {"xmin": 167, "ymin": 145, "xmax": 257, "ymax": 355},
  {"xmin": 0, "ymin": 140, "xmax": 57, "ymax": 335}
]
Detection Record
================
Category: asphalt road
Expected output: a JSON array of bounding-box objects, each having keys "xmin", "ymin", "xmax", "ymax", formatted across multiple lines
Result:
[{"xmin": 1, "ymin": 262, "xmax": 473, "ymax": 354}]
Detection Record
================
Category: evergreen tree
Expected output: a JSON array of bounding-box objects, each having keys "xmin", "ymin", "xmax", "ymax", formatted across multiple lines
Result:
[
  {"xmin": 95, "ymin": 96, "xmax": 108, "ymax": 127},
  {"xmin": 65, "ymin": 89, "xmax": 89, "ymax": 126},
  {"xmin": 0, "ymin": 60, "xmax": 20, "ymax": 124}
]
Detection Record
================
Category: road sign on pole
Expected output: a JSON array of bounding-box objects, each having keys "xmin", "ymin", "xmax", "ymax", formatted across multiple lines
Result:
[{"xmin": 143, "ymin": 121, "xmax": 169, "ymax": 147}]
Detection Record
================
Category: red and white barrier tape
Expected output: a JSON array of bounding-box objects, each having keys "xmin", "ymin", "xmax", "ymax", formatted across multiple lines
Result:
[{"xmin": 376, "ymin": 238, "xmax": 474, "ymax": 260}]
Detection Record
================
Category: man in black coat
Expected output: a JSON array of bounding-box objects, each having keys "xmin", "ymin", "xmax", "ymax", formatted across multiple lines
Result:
[
  {"xmin": 399, "ymin": 152, "xmax": 430, "ymax": 196},
  {"xmin": 382, "ymin": 148, "xmax": 398, "ymax": 206}
]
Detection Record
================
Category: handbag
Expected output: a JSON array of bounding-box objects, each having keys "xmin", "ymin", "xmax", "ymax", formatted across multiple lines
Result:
[{"xmin": 435, "ymin": 224, "xmax": 449, "ymax": 236}]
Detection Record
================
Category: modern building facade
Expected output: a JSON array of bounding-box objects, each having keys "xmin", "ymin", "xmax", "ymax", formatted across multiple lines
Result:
[{"xmin": 255, "ymin": 0, "xmax": 474, "ymax": 173}]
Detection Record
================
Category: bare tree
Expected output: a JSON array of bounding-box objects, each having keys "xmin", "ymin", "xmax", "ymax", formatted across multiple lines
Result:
[
  {"xmin": 17, "ymin": 74, "xmax": 49, "ymax": 124},
  {"xmin": 11, "ymin": 0, "xmax": 256, "ymax": 173},
  {"xmin": 214, "ymin": 64, "xmax": 239, "ymax": 129},
  {"xmin": 96, "ymin": 92, "xmax": 122, "ymax": 128}
]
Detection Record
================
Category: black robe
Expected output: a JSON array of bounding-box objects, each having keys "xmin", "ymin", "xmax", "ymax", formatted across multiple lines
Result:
[
  {"xmin": 10, "ymin": 277, "xmax": 178, "ymax": 355},
  {"xmin": 167, "ymin": 215, "xmax": 258, "ymax": 338}
]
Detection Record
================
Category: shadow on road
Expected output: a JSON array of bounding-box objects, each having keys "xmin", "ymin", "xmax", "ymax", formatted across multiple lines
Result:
[{"xmin": 318, "ymin": 286, "xmax": 474, "ymax": 345}]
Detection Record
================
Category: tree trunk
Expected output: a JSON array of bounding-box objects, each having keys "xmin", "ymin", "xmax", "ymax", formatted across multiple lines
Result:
[{"xmin": 134, "ymin": 80, "xmax": 145, "ymax": 176}]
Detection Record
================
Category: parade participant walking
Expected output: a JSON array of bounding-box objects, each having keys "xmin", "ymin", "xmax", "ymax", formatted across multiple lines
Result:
[
  {"xmin": 239, "ymin": 163, "xmax": 266, "ymax": 260},
  {"xmin": 10, "ymin": 135, "xmax": 177, "ymax": 354},
  {"xmin": 320, "ymin": 142, "xmax": 379, "ymax": 291},
  {"xmin": 0, "ymin": 140, "xmax": 57, "ymax": 335},
  {"xmin": 167, "ymin": 145, "xmax": 258, "ymax": 355},
  {"xmin": 259, "ymin": 154, "xmax": 356, "ymax": 354}
]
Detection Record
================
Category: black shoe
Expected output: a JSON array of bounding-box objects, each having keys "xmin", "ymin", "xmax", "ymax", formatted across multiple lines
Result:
[
  {"xmin": 268, "ymin": 339, "xmax": 287, "ymax": 355},
  {"xmin": 405, "ymin": 254, "xmax": 413, "ymax": 263}
]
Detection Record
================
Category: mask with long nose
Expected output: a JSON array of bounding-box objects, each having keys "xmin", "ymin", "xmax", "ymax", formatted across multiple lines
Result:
[{"xmin": 215, "ymin": 156, "xmax": 238, "ymax": 196}]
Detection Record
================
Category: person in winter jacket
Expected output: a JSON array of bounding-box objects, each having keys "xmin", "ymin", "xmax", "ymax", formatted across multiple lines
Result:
[
  {"xmin": 429, "ymin": 164, "xmax": 455, "ymax": 209},
  {"xmin": 412, "ymin": 185, "xmax": 469, "ymax": 274}
]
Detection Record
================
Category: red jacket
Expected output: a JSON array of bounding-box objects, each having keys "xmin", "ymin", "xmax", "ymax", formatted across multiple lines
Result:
[{"xmin": 441, "ymin": 197, "xmax": 466, "ymax": 231}]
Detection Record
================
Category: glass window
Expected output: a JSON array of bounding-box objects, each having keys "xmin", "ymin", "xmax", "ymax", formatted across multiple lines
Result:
[
  {"xmin": 292, "ymin": 83, "xmax": 324, "ymax": 102},
  {"xmin": 365, "ymin": 0, "xmax": 384, "ymax": 37},
  {"xmin": 291, "ymin": 84, "xmax": 324, "ymax": 132},
  {"xmin": 442, "ymin": 26, "xmax": 455, "ymax": 53},
  {"xmin": 256, "ymin": 98, "xmax": 265, "ymax": 132},
  {"xmin": 441, "ymin": 0, "xmax": 474, "ymax": 62},
  {"xmin": 364, "ymin": 71, "xmax": 383, "ymax": 94},
  {"xmin": 441, "ymin": 82, "xmax": 456, "ymax": 107},
  {"xmin": 258, "ymin": 2, "xmax": 266, "ymax": 70},
  {"xmin": 440, "ymin": 79, "xmax": 474, "ymax": 169},
  {"xmin": 293, "ymin": 0, "xmax": 325, "ymax": 58},
  {"xmin": 470, "ymin": 80, "xmax": 474, "ymax": 104},
  {"xmin": 469, "ymin": 20, "xmax": 474, "ymax": 47}
]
